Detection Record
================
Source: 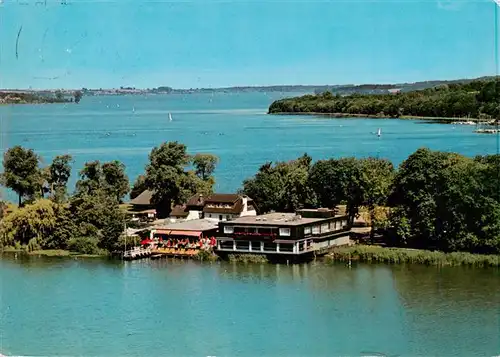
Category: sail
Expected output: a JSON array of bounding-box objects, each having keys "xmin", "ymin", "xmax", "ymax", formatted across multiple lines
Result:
[{"xmin": 377, "ymin": 128, "xmax": 381, "ymax": 137}]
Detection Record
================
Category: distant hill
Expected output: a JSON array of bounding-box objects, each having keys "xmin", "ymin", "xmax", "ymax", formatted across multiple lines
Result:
[{"xmin": 4, "ymin": 76, "xmax": 496, "ymax": 97}]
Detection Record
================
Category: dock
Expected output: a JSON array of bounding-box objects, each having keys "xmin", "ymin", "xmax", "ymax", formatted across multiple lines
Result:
[
  {"xmin": 123, "ymin": 247, "xmax": 152, "ymax": 260},
  {"xmin": 474, "ymin": 128, "xmax": 499, "ymax": 134}
]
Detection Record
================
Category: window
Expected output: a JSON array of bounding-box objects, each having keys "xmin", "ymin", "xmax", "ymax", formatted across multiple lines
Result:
[
  {"xmin": 279, "ymin": 228, "xmax": 291, "ymax": 236},
  {"xmin": 219, "ymin": 215, "xmax": 223, "ymax": 221},
  {"xmin": 312, "ymin": 225, "xmax": 320, "ymax": 234},
  {"xmin": 224, "ymin": 226, "xmax": 234, "ymax": 234},
  {"xmin": 321, "ymin": 223, "xmax": 329, "ymax": 233},
  {"xmin": 251, "ymin": 241, "xmax": 261, "ymax": 251},
  {"xmin": 304, "ymin": 226, "xmax": 312, "ymax": 235},
  {"xmin": 226, "ymin": 215, "xmax": 231, "ymax": 220}
]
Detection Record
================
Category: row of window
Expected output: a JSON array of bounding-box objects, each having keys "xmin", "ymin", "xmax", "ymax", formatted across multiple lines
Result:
[
  {"xmin": 305, "ymin": 220, "xmax": 346, "ymax": 235},
  {"xmin": 223, "ymin": 221, "xmax": 346, "ymax": 236}
]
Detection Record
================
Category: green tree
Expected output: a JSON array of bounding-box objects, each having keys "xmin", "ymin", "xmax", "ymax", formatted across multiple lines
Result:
[
  {"xmin": 48, "ymin": 154, "xmax": 73, "ymax": 202},
  {"xmin": 308, "ymin": 159, "xmax": 342, "ymax": 209},
  {"xmin": 0, "ymin": 199, "xmax": 68, "ymax": 250},
  {"xmin": 75, "ymin": 161, "xmax": 103, "ymax": 196},
  {"xmin": 192, "ymin": 153, "xmax": 219, "ymax": 181},
  {"xmin": 144, "ymin": 142, "xmax": 199, "ymax": 217},
  {"xmin": 69, "ymin": 190, "xmax": 125, "ymax": 252},
  {"xmin": 308, "ymin": 157, "xmax": 364, "ymax": 224},
  {"xmin": 1, "ymin": 146, "xmax": 42, "ymax": 206},
  {"xmin": 389, "ymin": 148, "xmax": 500, "ymax": 253},
  {"xmin": 73, "ymin": 90, "xmax": 83, "ymax": 104},
  {"xmin": 359, "ymin": 157, "xmax": 395, "ymax": 243},
  {"xmin": 102, "ymin": 161, "xmax": 129, "ymax": 203},
  {"xmin": 242, "ymin": 155, "xmax": 315, "ymax": 213},
  {"xmin": 55, "ymin": 90, "xmax": 64, "ymax": 101}
]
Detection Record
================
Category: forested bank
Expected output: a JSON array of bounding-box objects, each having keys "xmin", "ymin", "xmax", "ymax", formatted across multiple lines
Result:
[
  {"xmin": 1, "ymin": 142, "xmax": 500, "ymax": 257},
  {"xmin": 241, "ymin": 149, "xmax": 500, "ymax": 255},
  {"xmin": 268, "ymin": 78, "xmax": 500, "ymax": 119},
  {"xmin": 0, "ymin": 143, "xmax": 218, "ymax": 255}
]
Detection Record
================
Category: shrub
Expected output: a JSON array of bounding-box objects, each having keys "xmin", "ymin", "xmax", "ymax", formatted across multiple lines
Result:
[{"xmin": 67, "ymin": 237, "xmax": 101, "ymax": 255}]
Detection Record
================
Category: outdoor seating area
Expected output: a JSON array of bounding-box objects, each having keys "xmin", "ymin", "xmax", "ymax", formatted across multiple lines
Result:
[{"xmin": 140, "ymin": 236, "xmax": 217, "ymax": 257}]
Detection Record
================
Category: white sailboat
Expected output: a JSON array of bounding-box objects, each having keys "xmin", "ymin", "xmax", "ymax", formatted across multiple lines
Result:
[
  {"xmin": 168, "ymin": 112, "xmax": 173, "ymax": 121},
  {"xmin": 377, "ymin": 128, "xmax": 382, "ymax": 138}
]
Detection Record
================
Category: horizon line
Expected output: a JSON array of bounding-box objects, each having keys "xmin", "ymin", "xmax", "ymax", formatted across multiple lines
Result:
[{"xmin": 1, "ymin": 74, "xmax": 496, "ymax": 92}]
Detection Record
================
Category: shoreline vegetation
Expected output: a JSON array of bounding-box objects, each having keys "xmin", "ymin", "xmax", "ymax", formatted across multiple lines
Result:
[
  {"xmin": 2, "ymin": 246, "xmax": 498, "ymax": 268},
  {"xmin": 327, "ymin": 246, "xmax": 500, "ymax": 267},
  {"xmin": 2, "ymin": 141, "xmax": 500, "ymax": 268},
  {"xmin": 268, "ymin": 77, "xmax": 500, "ymax": 121}
]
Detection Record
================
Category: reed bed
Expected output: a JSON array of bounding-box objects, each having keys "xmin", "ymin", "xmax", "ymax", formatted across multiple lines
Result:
[
  {"xmin": 326, "ymin": 245, "xmax": 500, "ymax": 267},
  {"xmin": 227, "ymin": 254, "xmax": 269, "ymax": 264}
]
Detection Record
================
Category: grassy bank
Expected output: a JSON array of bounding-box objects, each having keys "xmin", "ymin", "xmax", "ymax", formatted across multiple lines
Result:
[
  {"xmin": 326, "ymin": 245, "xmax": 500, "ymax": 267},
  {"xmin": 227, "ymin": 254, "xmax": 269, "ymax": 264}
]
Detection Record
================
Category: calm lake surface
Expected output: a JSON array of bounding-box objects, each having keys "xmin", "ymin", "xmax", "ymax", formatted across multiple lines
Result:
[
  {"xmin": 0, "ymin": 256, "xmax": 499, "ymax": 357},
  {"xmin": 0, "ymin": 92, "xmax": 498, "ymax": 200}
]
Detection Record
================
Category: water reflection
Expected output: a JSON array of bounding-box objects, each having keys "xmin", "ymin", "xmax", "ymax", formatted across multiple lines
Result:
[{"xmin": 1, "ymin": 256, "xmax": 499, "ymax": 356}]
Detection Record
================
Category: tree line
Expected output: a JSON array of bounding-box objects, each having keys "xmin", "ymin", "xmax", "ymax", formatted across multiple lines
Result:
[
  {"xmin": 0, "ymin": 90, "xmax": 83, "ymax": 104},
  {"xmin": 2, "ymin": 143, "xmax": 500, "ymax": 256},
  {"xmin": 0, "ymin": 143, "xmax": 218, "ymax": 254},
  {"xmin": 269, "ymin": 78, "xmax": 500, "ymax": 119},
  {"xmin": 241, "ymin": 148, "xmax": 500, "ymax": 255}
]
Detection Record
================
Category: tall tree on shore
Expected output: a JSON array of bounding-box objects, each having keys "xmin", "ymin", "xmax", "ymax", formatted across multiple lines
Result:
[
  {"xmin": 144, "ymin": 142, "xmax": 192, "ymax": 217},
  {"xmin": 359, "ymin": 157, "xmax": 395, "ymax": 243},
  {"xmin": 47, "ymin": 154, "xmax": 73, "ymax": 202},
  {"xmin": 102, "ymin": 161, "xmax": 129, "ymax": 203},
  {"xmin": 75, "ymin": 161, "xmax": 103, "ymax": 196},
  {"xmin": 69, "ymin": 189, "xmax": 125, "ymax": 252},
  {"xmin": 242, "ymin": 155, "xmax": 315, "ymax": 213},
  {"xmin": 308, "ymin": 157, "xmax": 365, "ymax": 224},
  {"xmin": 1, "ymin": 146, "xmax": 42, "ymax": 206},
  {"xmin": 192, "ymin": 153, "xmax": 219, "ymax": 181},
  {"xmin": 73, "ymin": 90, "xmax": 83, "ymax": 104}
]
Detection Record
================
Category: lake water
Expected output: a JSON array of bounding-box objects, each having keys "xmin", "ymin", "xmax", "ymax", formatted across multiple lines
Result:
[
  {"xmin": 0, "ymin": 256, "xmax": 499, "ymax": 357},
  {"xmin": 0, "ymin": 92, "xmax": 498, "ymax": 201}
]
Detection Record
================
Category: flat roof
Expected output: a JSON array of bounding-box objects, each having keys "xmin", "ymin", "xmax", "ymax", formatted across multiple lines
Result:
[
  {"xmin": 154, "ymin": 218, "xmax": 218, "ymax": 232},
  {"xmin": 224, "ymin": 212, "xmax": 344, "ymax": 226}
]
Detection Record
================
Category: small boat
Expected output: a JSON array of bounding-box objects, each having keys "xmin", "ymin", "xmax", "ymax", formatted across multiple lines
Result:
[
  {"xmin": 377, "ymin": 128, "xmax": 381, "ymax": 137},
  {"xmin": 168, "ymin": 113, "xmax": 173, "ymax": 121}
]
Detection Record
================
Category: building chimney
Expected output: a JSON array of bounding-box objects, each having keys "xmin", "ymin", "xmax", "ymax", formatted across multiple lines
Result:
[{"xmin": 242, "ymin": 196, "xmax": 248, "ymax": 212}]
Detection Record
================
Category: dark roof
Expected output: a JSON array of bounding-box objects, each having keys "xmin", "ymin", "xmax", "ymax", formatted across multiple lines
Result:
[
  {"xmin": 204, "ymin": 193, "xmax": 241, "ymax": 203},
  {"xmin": 186, "ymin": 194, "xmax": 205, "ymax": 208},
  {"xmin": 171, "ymin": 204, "xmax": 188, "ymax": 217},
  {"xmin": 202, "ymin": 195, "xmax": 254, "ymax": 214},
  {"xmin": 129, "ymin": 190, "xmax": 154, "ymax": 206}
]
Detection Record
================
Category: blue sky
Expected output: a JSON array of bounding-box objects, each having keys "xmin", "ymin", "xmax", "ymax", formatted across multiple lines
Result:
[{"xmin": 0, "ymin": 0, "xmax": 497, "ymax": 89}]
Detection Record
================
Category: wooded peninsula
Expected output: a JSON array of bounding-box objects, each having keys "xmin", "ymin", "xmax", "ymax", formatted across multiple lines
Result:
[{"xmin": 268, "ymin": 78, "xmax": 500, "ymax": 120}]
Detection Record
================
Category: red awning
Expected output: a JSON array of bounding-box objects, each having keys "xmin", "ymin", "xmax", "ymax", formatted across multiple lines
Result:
[
  {"xmin": 140, "ymin": 239, "xmax": 153, "ymax": 245},
  {"xmin": 155, "ymin": 229, "xmax": 202, "ymax": 237}
]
